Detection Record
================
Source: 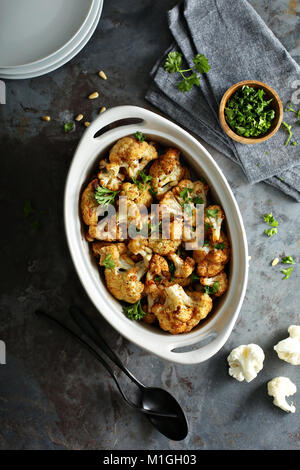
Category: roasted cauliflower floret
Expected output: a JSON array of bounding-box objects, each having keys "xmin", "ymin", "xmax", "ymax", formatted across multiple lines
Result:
[
  {"xmin": 152, "ymin": 284, "xmax": 213, "ymax": 334},
  {"xmin": 81, "ymin": 179, "xmax": 99, "ymax": 226},
  {"xmin": 98, "ymin": 159, "xmax": 125, "ymax": 191},
  {"xmin": 109, "ymin": 136, "xmax": 158, "ymax": 178},
  {"xmin": 148, "ymin": 238, "xmax": 181, "ymax": 256},
  {"xmin": 200, "ymin": 271, "xmax": 228, "ymax": 297},
  {"xmin": 120, "ymin": 181, "xmax": 152, "ymax": 208},
  {"xmin": 168, "ymin": 253, "xmax": 195, "ymax": 278},
  {"xmin": 149, "ymin": 148, "xmax": 189, "ymax": 198},
  {"xmin": 144, "ymin": 254, "xmax": 171, "ymax": 310},
  {"xmin": 194, "ymin": 231, "xmax": 230, "ymax": 265},
  {"xmin": 98, "ymin": 244, "xmax": 147, "ymax": 304},
  {"xmin": 173, "ymin": 179, "xmax": 209, "ymax": 208},
  {"xmin": 196, "ymin": 259, "xmax": 225, "ymax": 277},
  {"xmin": 205, "ymin": 205, "xmax": 225, "ymax": 243}
]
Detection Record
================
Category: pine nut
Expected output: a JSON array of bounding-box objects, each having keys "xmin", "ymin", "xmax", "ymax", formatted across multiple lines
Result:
[
  {"xmin": 75, "ymin": 113, "xmax": 83, "ymax": 121},
  {"xmin": 42, "ymin": 115, "xmax": 51, "ymax": 121},
  {"xmin": 99, "ymin": 106, "xmax": 106, "ymax": 114},
  {"xmin": 88, "ymin": 91, "xmax": 99, "ymax": 100},
  {"xmin": 98, "ymin": 70, "xmax": 107, "ymax": 80},
  {"xmin": 84, "ymin": 121, "xmax": 90, "ymax": 127},
  {"xmin": 271, "ymin": 257, "xmax": 279, "ymax": 266}
]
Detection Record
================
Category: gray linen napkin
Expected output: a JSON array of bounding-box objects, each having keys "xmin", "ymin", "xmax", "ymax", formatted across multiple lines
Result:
[{"xmin": 146, "ymin": 0, "xmax": 300, "ymax": 201}]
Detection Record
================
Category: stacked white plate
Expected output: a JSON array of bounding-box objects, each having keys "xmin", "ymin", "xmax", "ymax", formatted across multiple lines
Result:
[{"xmin": 0, "ymin": 0, "xmax": 103, "ymax": 79}]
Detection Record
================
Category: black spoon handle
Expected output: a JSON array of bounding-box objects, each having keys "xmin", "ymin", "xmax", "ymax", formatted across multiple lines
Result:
[
  {"xmin": 36, "ymin": 310, "xmax": 176, "ymax": 419},
  {"xmin": 69, "ymin": 306, "xmax": 143, "ymax": 388}
]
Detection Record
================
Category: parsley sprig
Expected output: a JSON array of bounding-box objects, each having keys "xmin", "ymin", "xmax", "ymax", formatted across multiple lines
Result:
[
  {"xmin": 94, "ymin": 185, "xmax": 119, "ymax": 206},
  {"xmin": 281, "ymin": 266, "xmax": 294, "ymax": 280},
  {"xmin": 204, "ymin": 282, "xmax": 220, "ymax": 295},
  {"xmin": 285, "ymin": 102, "xmax": 300, "ymax": 119},
  {"xmin": 164, "ymin": 51, "xmax": 210, "ymax": 92},
  {"xmin": 282, "ymin": 121, "xmax": 296, "ymax": 147},
  {"xmin": 264, "ymin": 212, "xmax": 278, "ymax": 237},
  {"xmin": 103, "ymin": 254, "xmax": 115, "ymax": 269},
  {"xmin": 123, "ymin": 300, "xmax": 147, "ymax": 321},
  {"xmin": 132, "ymin": 170, "xmax": 153, "ymax": 191},
  {"xmin": 282, "ymin": 256, "xmax": 295, "ymax": 265},
  {"xmin": 133, "ymin": 131, "xmax": 146, "ymax": 142},
  {"xmin": 225, "ymin": 86, "xmax": 275, "ymax": 138}
]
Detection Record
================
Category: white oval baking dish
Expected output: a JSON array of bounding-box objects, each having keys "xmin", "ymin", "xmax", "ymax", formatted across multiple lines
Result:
[{"xmin": 64, "ymin": 105, "xmax": 248, "ymax": 364}]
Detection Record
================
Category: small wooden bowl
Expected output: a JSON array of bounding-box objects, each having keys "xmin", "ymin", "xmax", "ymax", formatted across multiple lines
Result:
[{"xmin": 219, "ymin": 80, "xmax": 283, "ymax": 144}]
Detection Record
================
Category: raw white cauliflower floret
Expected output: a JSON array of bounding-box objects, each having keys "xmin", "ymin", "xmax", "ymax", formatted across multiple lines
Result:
[
  {"xmin": 149, "ymin": 148, "xmax": 189, "ymax": 198},
  {"xmin": 227, "ymin": 344, "xmax": 265, "ymax": 382},
  {"xmin": 274, "ymin": 325, "xmax": 300, "ymax": 365},
  {"xmin": 267, "ymin": 377, "xmax": 297, "ymax": 413},
  {"xmin": 109, "ymin": 136, "xmax": 158, "ymax": 178}
]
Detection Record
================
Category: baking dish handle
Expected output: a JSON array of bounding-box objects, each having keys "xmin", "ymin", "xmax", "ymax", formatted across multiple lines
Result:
[
  {"xmin": 80, "ymin": 105, "xmax": 173, "ymax": 142},
  {"xmin": 158, "ymin": 327, "xmax": 228, "ymax": 365}
]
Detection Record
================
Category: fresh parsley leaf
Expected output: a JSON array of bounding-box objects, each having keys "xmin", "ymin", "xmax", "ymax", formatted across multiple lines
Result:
[
  {"xmin": 64, "ymin": 121, "xmax": 74, "ymax": 133},
  {"xmin": 282, "ymin": 121, "xmax": 295, "ymax": 147},
  {"xmin": 180, "ymin": 187, "xmax": 193, "ymax": 201},
  {"xmin": 214, "ymin": 243, "xmax": 225, "ymax": 250},
  {"xmin": 204, "ymin": 281, "xmax": 220, "ymax": 295},
  {"xmin": 264, "ymin": 212, "xmax": 278, "ymax": 227},
  {"xmin": 203, "ymin": 240, "xmax": 210, "ymax": 247},
  {"xmin": 204, "ymin": 222, "xmax": 212, "ymax": 230},
  {"xmin": 103, "ymin": 254, "xmax": 115, "ymax": 269},
  {"xmin": 148, "ymin": 220, "xmax": 162, "ymax": 234},
  {"xmin": 206, "ymin": 209, "xmax": 219, "ymax": 218},
  {"xmin": 164, "ymin": 51, "xmax": 210, "ymax": 93},
  {"xmin": 154, "ymin": 276, "xmax": 162, "ymax": 282},
  {"xmin": 133, "ymin": 170, "xmax": 153, "ymax": 191},
  {"xmin": 168, "ymin": 260, "xmax": 176, "ymax": 280},
  {"xmin": 164, "ymin": 51, "xmax": 183, "ymax": 73},
  {"xmin": 177, "ymin": 73, "xmax": 200, "ymax": 92},
  {"xmin": 133, "ymin": 131, "xmax": 146, "ymax": 142},
  {"xmin": 24, "ymin": 200, "xmax": 34, "ymax": 217},
  {"xmin": 281, "ymin": 266, "xmax": 294, "ymax": 280},
  {"xmin": 193, "ymin": 54, "xmax": 210, "ymax": 73},
  {"xmin": 94, "ymin": 185, "xmax": 119, "ymax": 206},
  {"xmin": 123, "ymin": 300, "xmax": 147, "ymax": 321},
  {"xmin": 282, "ymin": 256, "xmax": 295, "ymax": 265},
  {"xmin": 193, "ymin": 196, "xmax": 204, "ymax": 204},
  {"xmin": 225, "ymin": 86, "xmax": 275, "ymax": 138},
  {"xmin": 285, "ymin": 102, "xmax": 300, "ymax": 119},
  {"xmin": 265, "ymin": 227, "xmax": 278, "ymax": 237},
  {"xmin": 190, "ymin": 272, "xmax": 200, "ymax": 283}
]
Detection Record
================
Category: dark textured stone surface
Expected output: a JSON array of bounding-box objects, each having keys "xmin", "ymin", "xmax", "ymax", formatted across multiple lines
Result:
[{"xmin": 0, "ymin": 0, "xmax": 300, "ymax": 450}]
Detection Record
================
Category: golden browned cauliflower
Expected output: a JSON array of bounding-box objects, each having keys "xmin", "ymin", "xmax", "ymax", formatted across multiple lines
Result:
[
  {"xmin": 200, "ymin": 271, "xmax": 229, "ymax": 297},
  {"xmin": 196, "ymin": 259, "xmax": 225, "ymax": 277},
  {"xmin": 168, "ymin": 253, "xmax": 195, "ymax": 278},
  {"xmin": 152, "ymin": 284, "xmax": 213, "ymax": 334},
  {"xmin": 148, "ymin": 238, "xmax": 181, "ymax": 256},
  {"xmin": 149, "ymin": 148, "xmax": 189, "ymax": 198},
  {"xmin": 193, "ymin": 231, "xmax": 230, "ymax": 265},
  {"xmin": 205, "ymin": 205, "xmax": 225, "ymax": 243},
  {"xmin": 98, "ymin": 244, "xmax": 148, "ymax": 304},
  {"xmin": 98, "ymin": 159, "xmax": 125, "ymax": 191},
  {"xmin": 172, "ymin": 179, "xmax": 209, "ymax": 208},
  {"xmin": 109, "ymin": 136, "xmax": 158, "ymax": 178},
  {"xmin": 144, "ymin": 254, "xmax": 171, "ymax": 310},
  {"xmin": 119, "ymin": 182, "xmax": 152, "ymax": 208},
  {"xmin": 81, "ymin": 179, "xmax": 99, "ymax": 226}
]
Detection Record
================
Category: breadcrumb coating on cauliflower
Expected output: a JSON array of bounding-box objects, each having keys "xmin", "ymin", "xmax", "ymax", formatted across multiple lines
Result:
[
  {"xmin": 98, "ymin": 244, "xmax": 146, "ymax": 304},
  {"xmin": 168, "ymin": 253, "xmax": 195, "ymax": 278},
  {"xmin": 81, "ymin": 179, "xmax": 99, "ymax": 226},
  {"xmin": 152, "ymin": 284, "xmax": 213, "ymax": 334},
  {"xmin": 109, "ymin": 136, "xmax": 158, "ymax": 178},
  {"xmin": 98, "ymin": 159, "xmax": 125, "ymax": 191},
  {"xmin": 205, "ymin": 205, "xmax": 225, "ymax": 243},
  {"xmin": 149, "ymin": 148, "xmax": 189, "ymax": 198},
  {"xmin": 200, "ymin": 271, "xmax": 228, "ymax": 297}
]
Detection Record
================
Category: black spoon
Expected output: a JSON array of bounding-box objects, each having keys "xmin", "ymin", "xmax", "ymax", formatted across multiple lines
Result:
[
  {"xmin": 69, "ymin": 306, "xmax": 188, "ymax": 441},
  {"xmin": 36, "ymin": 309, "xmax": 188, "ymax": 440}
]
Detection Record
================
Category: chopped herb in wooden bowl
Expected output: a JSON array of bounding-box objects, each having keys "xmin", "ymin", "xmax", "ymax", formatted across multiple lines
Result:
[{"xmin": 224, "ymin": 85, "xmax": 275, "ymax": 138}]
